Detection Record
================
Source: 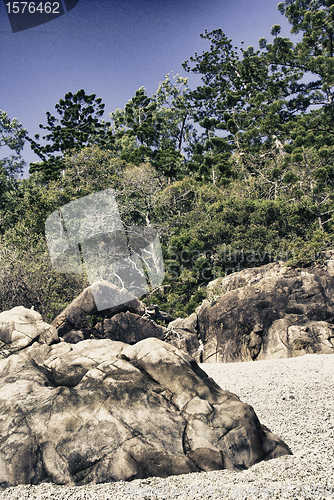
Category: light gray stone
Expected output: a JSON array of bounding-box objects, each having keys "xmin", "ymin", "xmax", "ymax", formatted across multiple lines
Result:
[
  {"xmin": 0, "ymin": 306, "xmax": 58, "ymax": 358},
  {"xmin": 0, "ymin": 337, "xmax": 291, "ymax": 489},
  {"xmin": 198, "ymin": 260, "xmax": 334, "ymax": 362}
]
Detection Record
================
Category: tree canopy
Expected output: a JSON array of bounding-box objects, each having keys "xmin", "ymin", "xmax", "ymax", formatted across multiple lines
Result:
[
  {"xmin": 1, "ymin": 0, "xmax": 334, "ymax": 319},
  {"xmin": 0, "ymin": 110, "xmax": 26, "ymax": 178},
  {"xmin": 28, "ymin": 89, "xmax": 114, "ymax": 181}
]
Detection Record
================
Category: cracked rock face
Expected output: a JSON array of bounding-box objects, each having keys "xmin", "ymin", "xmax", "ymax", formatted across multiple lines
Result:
[
  {"xmin": 0, "ymin": 306, "xmax": 58, "ymax": 358},
  {"xmin": 0, "ymin": 336, "xmax": 291, "ymax": 488},
  {"xmin": 197, "ymin": 259, "xmax": 334, "ymax": 362},
  {"xmin": 51, "ymin": 281, "xmax": 167, "ymax": 345}
]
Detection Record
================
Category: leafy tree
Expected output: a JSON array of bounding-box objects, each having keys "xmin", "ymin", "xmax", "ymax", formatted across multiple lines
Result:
[
  {"xmin": 2, "ymin": 171, "xmax": 61, "ymax": 243},
  {"xmin": 187, "ymin": 117, "xmax": 234, "ymax": 185},
  {"xmin": 252, "ymin": 1, "xmax": 334, "ymax": 237},
  {"xmin": 56, "ymin": 145, "xmax": 126, "ymax": 200},
  {"xmin": 256, "ymin": 1, "xmax": 333, "ymax": 162},
  {"xmin": 0, "ymin": 110, "xmax": 26, "ymax": 178},
  {"xmin": 28, "ymin": 89, "xmax": 114, "ymax": 181},
  {"xmin": 111, "ymin": 87, "xmax": 160, "ymax": 159},
  {"xmin": 115, "ymin": 163, "xmax": 165, "ymax": 228},
  {"xmin": 277, "ymin": 0, "xmax": 334, "ymax": 110},
  {"xmin": 182, "ymin": 29, "xmax": 298, "ymax": 155},
  {"xmin": 153, "ymin": 74, "xmax": 194, "ymax": 153},
  {"xmin": 229, "ymin": 140, "xmax": 291, "ymax": 200},
  {"xmin": 0, "ymin": 111, "xmax": 27, "ymax": 233},
  {"xmin": 281, "ymin": 145, "xmax": 334, "ymax": 232},
  {"xmin": 182, "ymin": 10, "xmax": 331, "ymax": 159},
  {"xmin": 110, "ymin": 75, "xmax": 193, "ymax": 182},
  {"xmin": 0, "ymin": 239, "xmax": 88, "ymax": 321},
  {"xmin": 0, "ymin": 171, "xmax": 89, "ymax": 320}
]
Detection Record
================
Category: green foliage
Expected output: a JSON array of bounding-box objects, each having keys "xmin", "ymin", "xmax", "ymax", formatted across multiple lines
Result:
[
  {"xmin": 110, "ymin": 75, "xmax": 193, "ymax": 182},
  {"xmin": 182, "ymin": 28, "xmax": 302, "ymax": 157},
  {"xmin": 287, "ymin": 230, "xmax": 334, "ymax": 266},
  {"xmin": 0, "ymin": 111, "xmax": 27, "ymax": 215},
  {"xmin": 0, "ymin": 238, "xmax": 88, "ymax": 321},
  {"xmin": 115, "ymin": 162, "xmax": 166, "ymax": 229},
  {"xmin": 57, "ymin": 145, "xmax": 126, "ymax": 200},
  {"xmin": 146, "ymin": 182, "xmax": 319, "ymax": 316},
  {"xmin": 0, "ymin": 110, "xmax": 26, "ymax": 178},
  {"xmin": 2, "ymin": 1, "xmax": 334, "ymax": 320},
  {"xmin": 28, "ymin": 90, "xmax": 114, "ymax": 181},
  {"xmin": 111, "ymin": 87, "xmax": 160, "ymax": 149}
]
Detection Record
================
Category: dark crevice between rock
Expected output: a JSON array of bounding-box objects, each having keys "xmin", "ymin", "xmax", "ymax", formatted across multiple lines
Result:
[
  {"xmin": 92, "ymin": 395, "xmax": 112, "ymax": 419},
  {"xmin": 72, "ymin": 458, "xmax": 100, "ymax": 482},
  {"xmin": 122, "ymin": 448, "xmax": 149, "ymax": 478},
  {"xmin": 313, "ymin": 275, "xmax": 334, "ymax": 312},
  {"xmin": 42, "ymin": 370, "xmax": 85, "ymax": 389},
  {"xmin": 181, "ymin": 423, "xmax": 190, "ymax": 457},
  {"xmin": 35, "ymin": 334, "xmax": 60, "ymax": 347},
  {"xmin": 26, "ymin": 355, "xmax": 57, "ymax": 388}
]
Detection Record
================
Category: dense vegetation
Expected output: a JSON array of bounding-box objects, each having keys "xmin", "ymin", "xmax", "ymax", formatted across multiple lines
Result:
[{"xmin": 1, "ymin": 0, "xmax": 334, "ymax": 320}]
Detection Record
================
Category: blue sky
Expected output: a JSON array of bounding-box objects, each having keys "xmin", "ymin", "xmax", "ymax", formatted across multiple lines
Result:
[{"xmin": 0, "ymin": 0, "xmax": 296, "ymax": 176}]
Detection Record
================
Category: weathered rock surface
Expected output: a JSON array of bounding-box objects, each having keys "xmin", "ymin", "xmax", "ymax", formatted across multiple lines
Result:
[
  {"xmin": 52, "ymin": 281, "xmax": 168, "ymax": 346},
  {"xmin": 52, "ymin": 256, "xmax": 334, "ymax": 362},
  {"xmin": 166, "ymin": 313, "xmax": 202, "ymax": 363},
  {"xmin": 0, "ymin": 306, "xmax": 58, "ymax": 358},
  {"xmin": 93, "ymin": 311, "xmax": 166, "ymax": 343},
  {"xmin": 52, "ymin": 280, "xmax": 147, "ymax": 340},
  {"xmin": 196, "ymin": 257, "xmax": 334, "ymax": 362},
  {"xmin": 0, "ymin": 333, "xmax": 291, "ymax": 489}
]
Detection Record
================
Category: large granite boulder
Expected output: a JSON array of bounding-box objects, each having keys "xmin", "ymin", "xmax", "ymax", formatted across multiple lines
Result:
[
  {"xmin": 52, "ymin": 280, "xmax": 146, "ymax": 338},
  {"xmin": 196, "ymin": 257, "xmax": 334, "ymax": 362},
  {"xmin": 51, "ymin": 256, "xmax": 334, "ymax": 362},
  {"xmin": 92, "ymin": 311, "xmax": 167, "ymax": 343},
  {"xmin": 0, "ymin": 336, "xmax": 291, "ymax": 488},
  {"xmin": 0, "ymin": 306, "xmax": 58, "ymax": 358},
  {"xmin": 52, "ymin": 281, "xmax": 168, "ymax": 346}
]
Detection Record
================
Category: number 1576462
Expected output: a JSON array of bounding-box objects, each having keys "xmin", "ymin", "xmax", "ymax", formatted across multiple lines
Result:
[{"xmin": 5, "ymin": 2, "xmax": 60, "ymax": 14}]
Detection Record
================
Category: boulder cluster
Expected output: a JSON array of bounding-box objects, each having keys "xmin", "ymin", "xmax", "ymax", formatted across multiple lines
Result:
[
  {"xmin": 0, "ymin": 281, "xmax": 292, "ymax": 489},
  {"xmin": 167, "ymin": 257, "xmax": 334, "ymax": 362},
  {"xmin": 2, "ymin": 255, "xmax": 333, "ymax": 489}
]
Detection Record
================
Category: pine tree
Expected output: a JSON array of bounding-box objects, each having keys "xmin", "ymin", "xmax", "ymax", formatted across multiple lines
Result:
[{"xmin": 28, "ymin": 89, "xmax": 113, "ymax": 181}]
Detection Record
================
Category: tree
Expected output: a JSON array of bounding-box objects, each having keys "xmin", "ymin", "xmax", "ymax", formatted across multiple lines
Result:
[
  {"xmin": 28, "ymin": 89, "xmax": 114, "ymax": 181},
  {"xmin": 0, "ymin": 170, "xmax": 89, "ymax": 320},
  {"xmin": 0, "ymin": 110, "xmax": 26, "ymax": 178},
  {"xmin": 182, "ymin": 16, "xmax": 333, "ymax": 159},
  {"xmin": 115, "ymin": 163, "xmax": 165, "ymax": 228},
  {"xmin": 153, "ymin": 74, "xmax": 194, "ymax": 153},
  {"xmin": 261, "ymin": 1, "xmax": 334, "ymax": 157},
  {"xmin": 229, "ymin": 142, "xmax": 289, "ymax": 200},
  {"xmin": 277, "ymin": 0, "xmax": 334, "ymax": 109},
  {"xmin": 0, "ymin": 239, "xmax": 88, "ymax": 321},
  {"xmin": 0, "ymin": 111, "xmax": 27, "ymax": 225},
  {"xmin": 186, "ymin": 117, "xmax": 234, "ymax": 185},
  {"xmin": 111, "ymin": 87, "xmax": 160, "ymax": 161},
  {"xmin": 56, "ymin": 145, "xmax": 126, "ymax": 200},
  {"xmin": 281, "ymin": 145, "xmax": 334, "ymax": 232},
  {"xmin": 110, "ymin": 75, "xmax": 194, "ymax": 182},
  {"xmin": 182, "ymin": 30, "xmax": 293, "ymax": 154}
]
